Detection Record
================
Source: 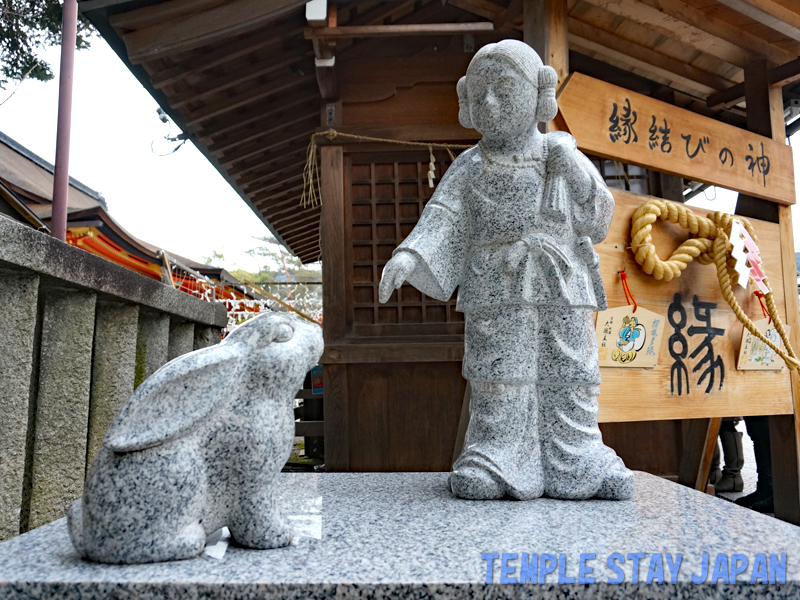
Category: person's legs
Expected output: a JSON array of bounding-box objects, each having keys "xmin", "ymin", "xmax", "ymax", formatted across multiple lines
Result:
[
  {"xmin": 716, "ymin": 418, "xmax": 744, "ymax": 493},
  {"xmin": 736, "ymin": 416, "xmax": 772, "ymax": 511}
]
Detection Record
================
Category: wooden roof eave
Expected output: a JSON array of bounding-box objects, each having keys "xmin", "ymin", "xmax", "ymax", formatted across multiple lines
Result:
[{"xmin": 79, "ymin": 0, "xmax": 295, "ymax": 255}]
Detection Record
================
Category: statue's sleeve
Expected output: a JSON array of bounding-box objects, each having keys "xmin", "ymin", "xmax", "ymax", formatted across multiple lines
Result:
[
  {"xmin": 392, "ymin": 149, "xmax": 472, "ymax": 302},
  {"xmin": 572, "ymin": 152, "xmax": 615, "ymax": 244}
]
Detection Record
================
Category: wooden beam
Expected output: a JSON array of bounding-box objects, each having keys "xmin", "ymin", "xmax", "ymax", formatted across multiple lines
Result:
[
  {"xmin": 169, "ymin": 51, "xmax": 313, "ymax": 109},
  {"xmin": 639, "ymin": 0, "xmax": 795, "ymax": 66},
  {"xmin": 677, "ymin": 418, "xmax": 721, "ymax": 490},
  {"xmin": 210, "ymin": 113, "xmax": 318, "ymax": 155},
  {"xmin": 244, "ymin": 173, "xmax": 304, "ymax": 197},
  {"xmin": 252, "ymin": 183, "xmax": 306, "ymax": 206},
  {"xmin": 79, "ymin": 0, "xmax": 138, "ymax": 12},
  {"xmin": 304, "ymin": 22, "xmax": 494, "ymax": 40},
  {"xmin": 123, "ymin": 0, "xmax": 307, "ymax": 63},
  {"xmin": 273, "ymin": 208, "xmax": 321, "ymax": 231},
  {"xmin": 229, "ymin": 145, "xmax": 309, "ymax": 178},
  {"xmin": 109, "ymin": 0, "xmax": 224, "ymax": 31},
  {"xmin": 707, "ymin": 56, "xmax": 800, "ymax": 108},
  {"xmin": 524, "ymin": 0, "xmax": 569, "ymax": 89},
  {"xmin": 220, "ymin": 128, "xmax": 316, "ymax": 168},
  {"xmin": 280, "ymin": 221, "xmax": 324, "ymax": 245},
  {"xmin": 717, "ymin": 0, "xmax": 800, "ymax": 44},
  {"xmin": 149, "ymin": 23, "xmax": 304, "ymax": 90},
  {"xmin": 252, "ymin": 185, "xmax": 307, "ymax": 210},
  {"xmin": 494, "ymin": 0, "xmax": 522, "ymax": 33},
  {"xmin": 197, "ymin": 91, "xmax": 318, "ymax": 140},
  {"xmin": 237, "ymin": 160, "xmax": 308, "ymax": 189},
  {"xmin": 580, "ymin": 0, "xmax": 755, "ymax": 68},
  {"xmin": 262, "ymin": 196, "xmax": 318, "ymax": 222},
  {"xmin": 568, "ymin": 19, "xmax": 732, "ymax": 96},
  {"xmin": 184, "ymin": 72, "xmax": 315, "ymax": 127},
  {"xmin": 448, "ymin": 0, "xmax": 502, "ymax": 21}
]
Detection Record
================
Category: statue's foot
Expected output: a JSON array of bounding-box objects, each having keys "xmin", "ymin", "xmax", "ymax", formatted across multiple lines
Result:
[
  {"xmin": 449, "ymin": 466, "xmax": 504, "ymax": 500},
  {"xmin": 231, "ymin": 516, "xmax": 293, "ymax": 550},
  {"xmin": 595, "ymin": 465, "xmax": 636, "ymax": 500}
]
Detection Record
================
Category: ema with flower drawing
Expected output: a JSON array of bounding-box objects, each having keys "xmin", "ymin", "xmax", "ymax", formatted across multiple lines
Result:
[{"xmin": 379, "ymin": 40, "xmax": 634, "ymax": 501}]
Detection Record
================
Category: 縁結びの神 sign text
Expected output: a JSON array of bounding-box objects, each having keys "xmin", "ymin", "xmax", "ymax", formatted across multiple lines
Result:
[{"xmin": 556, "ymin": 73, "xmax": 795, "ymax": 205}]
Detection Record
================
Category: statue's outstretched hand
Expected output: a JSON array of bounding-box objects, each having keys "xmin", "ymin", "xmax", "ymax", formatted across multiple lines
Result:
[{"xmin": 379, "ymin": 252, "xmax": 417, "ymax": 303}]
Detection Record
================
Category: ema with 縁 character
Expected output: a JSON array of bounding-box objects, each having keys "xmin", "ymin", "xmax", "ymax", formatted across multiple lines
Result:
[{"xmin": 379, "ymin": 40, "xmax": 634, "ymax": 501}]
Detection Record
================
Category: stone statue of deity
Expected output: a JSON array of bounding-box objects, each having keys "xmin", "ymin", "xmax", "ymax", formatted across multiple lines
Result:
[{"xmin": 378, "ymin": 40, "xmax": 635, "ymax": 502}]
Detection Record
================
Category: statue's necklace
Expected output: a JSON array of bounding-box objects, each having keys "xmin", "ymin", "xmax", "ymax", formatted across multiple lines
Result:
[{"xmin": 478, "ymin": 137, "xmax": 547, "ymax": 170}]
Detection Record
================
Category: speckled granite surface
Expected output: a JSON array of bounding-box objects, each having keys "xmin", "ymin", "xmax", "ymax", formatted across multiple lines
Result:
[
  {"xmin": 1, "ymin": 472, "xmax": 798, "ymax": 599},
  {"xmin": 377, "ymin": 40, "xmax": 632, "ymax": 502}
]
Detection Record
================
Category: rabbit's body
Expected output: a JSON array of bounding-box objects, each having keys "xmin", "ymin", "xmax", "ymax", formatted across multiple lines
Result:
[{"xmin": 68, "ymin": 313, "xmax": 323, "ymax": 564}]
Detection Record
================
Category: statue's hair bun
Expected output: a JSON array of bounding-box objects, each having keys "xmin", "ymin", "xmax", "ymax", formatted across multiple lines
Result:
[
  {"xmin": 457, "ymin": 76, "xmax": 473, "ymax": 129},
  {"xmin": 536, "ymin": 65, "xmax": 558, "ymax": 123}
]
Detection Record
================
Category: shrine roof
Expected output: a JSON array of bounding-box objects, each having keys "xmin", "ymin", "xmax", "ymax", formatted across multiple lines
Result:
[{"xmin": 79, "ymin": 0, "xmax": 800, "ymax": 263}]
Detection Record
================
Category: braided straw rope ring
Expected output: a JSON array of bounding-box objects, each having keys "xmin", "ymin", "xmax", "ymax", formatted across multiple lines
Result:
[{"xmin": 630, "ymin": 199, "xmax": 799, "ymax": 370}]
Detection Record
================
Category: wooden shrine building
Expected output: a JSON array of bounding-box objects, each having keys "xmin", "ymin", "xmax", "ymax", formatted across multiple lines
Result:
[{"xmin": 81, "ymin": 0, "xmax": 800, "ymax": 522}]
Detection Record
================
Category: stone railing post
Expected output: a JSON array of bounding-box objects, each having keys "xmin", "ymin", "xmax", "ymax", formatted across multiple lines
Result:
[
  {"xmin": 168, "ymin": 317, "xmax": 195, "ymax": 361},
  {"xmin": 194, "ymin": 325, "xmax": 222, "ymax": 350},
  {"xmin": 135, "ymin": 311, "xmax": 170, "ymax": 388},
  {"xmin": 0, "ymin": 273, "xmax": 39, "ymax": 539},
  {"xmin": 86, "ymin": 302, "xmax": 139, "ymax": 467},
  {"xmin": 23, "ymin": 290, "xmax": 96, "ymax": 532}
]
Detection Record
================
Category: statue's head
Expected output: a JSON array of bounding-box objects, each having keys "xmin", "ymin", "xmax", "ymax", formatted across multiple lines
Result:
[{"xmin": 457, "ymin": 39, "xmax": 558, "ymax": 139}]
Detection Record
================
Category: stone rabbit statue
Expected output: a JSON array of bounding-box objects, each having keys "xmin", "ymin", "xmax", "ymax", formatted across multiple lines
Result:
[{"xmin": 67, "ymin": 312, "xmax": 324, "ymax": 564}]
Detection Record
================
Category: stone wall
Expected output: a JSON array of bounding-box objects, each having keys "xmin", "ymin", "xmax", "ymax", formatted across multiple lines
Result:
[{"xmin": 0, "ymin": 218, "xmax": 227, "ymax": 540}]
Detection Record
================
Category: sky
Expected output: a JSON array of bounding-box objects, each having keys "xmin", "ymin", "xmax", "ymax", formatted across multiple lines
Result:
[
  {"xmin": 0, "ymin": 37, "xmax": 799, "ymax": 271},
  {"xmin": 0, "ymin": 38, "xmax": 271, "ymax": 273}
]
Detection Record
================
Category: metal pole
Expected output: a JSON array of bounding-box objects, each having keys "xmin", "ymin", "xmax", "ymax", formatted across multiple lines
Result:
[{"xmin": 51, "ymin": 0, "xmax": 79, "ymax": 241}]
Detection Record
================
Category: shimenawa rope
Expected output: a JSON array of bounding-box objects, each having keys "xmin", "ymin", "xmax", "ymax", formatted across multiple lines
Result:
[
  {"xmin": 300, "ymin": 129, "xmax": 471, "ymax": 208},
  {"xmin": 630, "ymin": 198, "xmax": 799, "ymax": 370}
]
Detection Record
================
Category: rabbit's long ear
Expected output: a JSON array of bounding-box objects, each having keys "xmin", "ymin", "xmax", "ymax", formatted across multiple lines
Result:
[{"xmin": 104, "ymin": 344, "xmax": 244, "ymax": 453}]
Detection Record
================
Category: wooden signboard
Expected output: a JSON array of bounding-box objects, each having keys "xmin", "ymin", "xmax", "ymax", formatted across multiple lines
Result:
[
  {"xmin": 557, "ymin": 73, "xmax": 796, "ymax": 205},
  {"xmin": 595, "ymin": 189, "xmax": 794, "ymax": 423}
]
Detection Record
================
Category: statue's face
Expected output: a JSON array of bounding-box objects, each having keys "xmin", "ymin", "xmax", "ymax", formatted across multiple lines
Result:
[{"xmin": 467, "ymin": 58, "xmax": 538, "ymax": 140}]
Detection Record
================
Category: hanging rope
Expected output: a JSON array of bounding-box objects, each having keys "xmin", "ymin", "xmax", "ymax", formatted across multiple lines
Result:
[
  {"xmin": 755, "ymin": 290, "xmax": 771, "ymax": 323},
  {"xmin": 619, "ymin": 269, "xmax": 638, "ymax": 313},
  {"xmin": 630, "ymin": 198, "xmax": 799, "ymax": 370},
  {"xmin": 300, "ymin": 129, "xmax": 472, "ymax": 207}
]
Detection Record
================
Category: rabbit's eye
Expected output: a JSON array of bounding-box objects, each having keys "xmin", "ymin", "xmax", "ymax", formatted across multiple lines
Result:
[{"xmin": 273, "ymin": 322, "xmax": 294, "ymax": 343}]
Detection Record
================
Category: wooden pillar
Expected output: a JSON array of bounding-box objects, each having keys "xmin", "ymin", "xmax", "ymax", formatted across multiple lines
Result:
[
  {"xmin": 523, "ymin": 0, "xmax": 568, "ymax": 88},
  {"xmin": 320, "ymin": 145, "xmax": 349, "ymax": 470},
  {"xmin": 739, "ymin": 59, "xmax": 800, "ymax": 523},
  {"xmin": 771, "ymin": 89, "xmax": 800, "ymax": 525},
  {"xmin": 736, "ymin": 60, "xmax": 779, "ymax": 223}
]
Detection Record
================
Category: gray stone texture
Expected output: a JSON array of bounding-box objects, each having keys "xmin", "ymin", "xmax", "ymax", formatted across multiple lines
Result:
[
  {"xmin": 168, "ymin": 318, "xmax": 195, "ymax": 361},
  {"xmin": 26, "ymin": 290, "xmax": 97, "ymax": 531},
  {"xmin": 2, "ymin": 472, "xmax": 800, "ymax": 598},
  {"xmin": 135, "ymin": 312, "xmax": 170, "ymax": 389},
  {"xmin": 86, "ymin": 303, "xmax": 139, "ymax": 468},
  {"xmin": 379, "ymin": 40, "xmax": 632, "ymax": 501},
  {"xmin": 194, "ymin": 325, "xmax": 221, "ymax": 350},
  {"xmin": 0, "ymin": 217, "xmax": 226, "ymax": 328},
  {"xmin": 0, "ymin": 272, "xmax": 39, "ymax": 541},
  {"xmin": 67, "ymin": 313, "xmax": 324, "ymax": 563}
]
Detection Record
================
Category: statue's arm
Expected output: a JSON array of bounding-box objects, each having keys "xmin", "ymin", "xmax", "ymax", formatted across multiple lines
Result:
[{"xmin": 378, "ymin": 149, "xmax": 472, "ymax": 303}]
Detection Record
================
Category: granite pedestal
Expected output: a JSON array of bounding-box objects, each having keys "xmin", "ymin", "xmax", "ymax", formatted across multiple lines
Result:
[{"xmin": 0, "ymin": 472, "xmax": 798, "ymax": 599}]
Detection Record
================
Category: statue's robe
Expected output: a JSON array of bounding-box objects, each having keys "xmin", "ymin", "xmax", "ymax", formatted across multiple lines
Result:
[{"xmin": 394, "ymin": 133, "xmax": 632, "ymax": 499}]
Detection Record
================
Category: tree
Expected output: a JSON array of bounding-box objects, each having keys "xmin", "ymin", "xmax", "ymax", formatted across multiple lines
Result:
[
  {"xmin": 230, "ymin": 236, "xmax": 323, "ymax": 322},
  {"xmin": 0, "ymin": 1, "xmax": 94, "ymax": 89}
]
